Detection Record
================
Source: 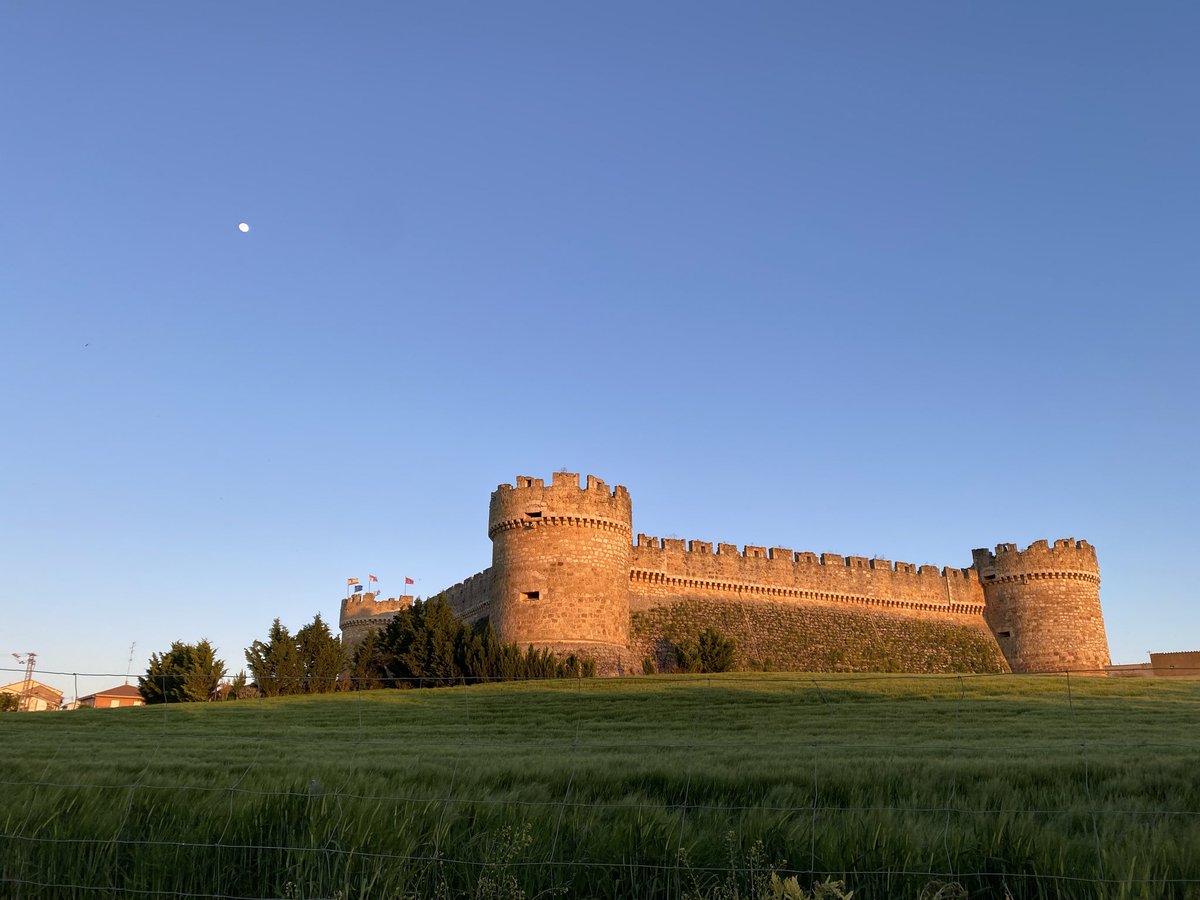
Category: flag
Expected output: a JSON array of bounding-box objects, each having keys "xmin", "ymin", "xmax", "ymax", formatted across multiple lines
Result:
[
  {"xmin": 404, "ymin": 577, "xmax": 414, "ymax": 585},
  {"xmin": 368, "ymin": 574, "xmax": 378, "ymax": 583},
  {"xmin": 347, "ymin": 577, "xmax": 359, "ymax": 586},
  {"xmin": 353, "ymin": 584, "xmax": 364, "ymax": 593}
]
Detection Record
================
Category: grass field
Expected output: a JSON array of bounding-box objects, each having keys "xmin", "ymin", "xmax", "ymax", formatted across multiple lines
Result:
[{"xmin": 2, "ymin": 673, "xmax": 1199, "ymax": 899}]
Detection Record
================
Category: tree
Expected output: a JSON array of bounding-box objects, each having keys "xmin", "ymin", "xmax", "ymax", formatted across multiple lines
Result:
[
  {"xmin": 246, "ymin": 614, "xmax": 348, "ymax": 696},
  {"xmin": 364, "ymin": 600, "xmax": 460, "ymax": 685},
  {"xmin": 296, "ymin": 613, "xmax": 347, "ymax": 693},
  {"xmin": 138, "ymin": 640, "xmax": 227, "ymax": 704},
  {"xmin": 347, "ymin": 630, "xmax": 383, "ymax": 690},
  {"xmin": 245, "ymin": 619, "xmax": 304, "ymax": 697},
  {"xmin": 673, "ymin": 628, "xmax": 737, "ymax": 674},
  {"xmin": 350, "ymin": 597, "xmax": 598, "ymax": 688},
  {"xmin": 697, "ymin": 627, "xmax": 737, "ymax": 673},
  {"xmin": 419, "ymin": 598, "xmax": 464, "ymax": 681},
  {"xmin": 674, "ymin": 639, "xmax": 703, "ymax": 673},
  {"xmin": 0, "ymin": 692, "xmax": 18, "ymax": 712}
]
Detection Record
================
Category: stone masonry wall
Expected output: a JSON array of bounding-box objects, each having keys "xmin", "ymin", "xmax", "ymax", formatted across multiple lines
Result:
[
  {"xmin": 486, "ymin": 473, "xmax": 632, "ymax": 669},
  {"xmin": 339, "ymin": 593, "xmax": 414, "ymax": 651},
  {"xmin": 626, "ymin": 532, "xmax": 1003, "ymax": 673},
  {"xmin": 631, "ymin": 535, "xmax": 987, "ymax": 617},
  {"xmin": 440, "ymin": 567, "xmax": 496, "ymax": 624},
  {"xmin": 973, "ymin": 539, "xmax": 1109, "ymax": 673},
  {"xmin": 630, "ymin": 597, "xmax": 1009, "ymax": 674}
]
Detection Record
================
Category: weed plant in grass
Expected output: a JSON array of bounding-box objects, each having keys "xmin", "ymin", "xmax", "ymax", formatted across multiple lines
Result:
[{"xmin": 2, "ymin": 674, "xmax": 1198, "ymax": 899}]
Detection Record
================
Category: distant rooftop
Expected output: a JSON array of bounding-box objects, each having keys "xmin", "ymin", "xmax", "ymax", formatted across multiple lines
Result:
[{"xmin": 78, "ymin": 684, "xmax": 143, "ymax": 701}]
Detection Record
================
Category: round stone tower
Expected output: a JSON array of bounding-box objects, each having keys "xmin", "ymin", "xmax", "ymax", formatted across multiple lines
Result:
[
  {"xmin": 339, "ymin": 593, "xmax": 414, "ymax": 653},
  {"xmin": 488, "ymin": 472, "xmax": 632, "ymax": 673},
  {"xmin": 972, "ymin": 538, "xmax": 1110, "ymax": 674}
]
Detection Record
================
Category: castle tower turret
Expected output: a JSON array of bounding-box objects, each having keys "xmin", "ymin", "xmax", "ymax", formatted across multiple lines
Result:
[
  {"xmin": 972, "ymin": 539, "xmax": 1110, "ymax": 674},
  {"xmin": 339, "ymin": 593, "xmax": 415, "ymax": 652},
  {"xmin": 488, "ymin": 473, "xmax": 632, "ymax": 672}
]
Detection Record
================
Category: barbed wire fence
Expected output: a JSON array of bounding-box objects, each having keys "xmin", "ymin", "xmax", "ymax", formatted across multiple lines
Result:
[{"xmin": 1, "ymin": 665, "xmax": 1199, "ymax": 900}]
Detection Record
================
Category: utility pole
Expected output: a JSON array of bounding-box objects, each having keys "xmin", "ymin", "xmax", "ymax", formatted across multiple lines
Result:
[
  {"xmin": 125, "ymin": 642, "xmax": 137, "ymax": 686},
  {"xmin": 10, "ymin": 652, "xmax": 36, "ymax": 712}
]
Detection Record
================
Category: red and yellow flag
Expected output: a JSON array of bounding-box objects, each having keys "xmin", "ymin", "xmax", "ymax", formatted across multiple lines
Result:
[{"xmin": 347, "ymin": 577, "xmax": 359, "ymax": 586}]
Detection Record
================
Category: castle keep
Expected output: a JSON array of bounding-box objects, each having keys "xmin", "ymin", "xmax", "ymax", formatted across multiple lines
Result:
[{"xmin": 340, "ymin": 473, "xmax": 1112, "ymax": 675}]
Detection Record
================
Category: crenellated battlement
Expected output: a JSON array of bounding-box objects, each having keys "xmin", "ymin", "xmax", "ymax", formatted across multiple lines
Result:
[
  {"xmin": 438, "ymin": 567, "xmax": 495, "ymax": 621},
  {"xmin": 630, "ymin": 532, "xmax": 986, "ymax": 619},
  {"xmin": 489, "ymin": 472, "xmax": 633, "ymax": 537},
  {"xmin": 971, "ymin": 538, "xmax": 1099, "ymax": 583},
  {"xmin": 495, "ymin": 472, "xmax": 631, "ymax": 502},
  {"xmin": 635, "ymin": 533, "xmax": 977, "ymax": 581},
  {"xmin": 338, "ymin": 593, "xmax": 416, "ymax": 650},
  {"xmin": 340, "ymin": 592, "xmax": 415, "ymax": 620}
]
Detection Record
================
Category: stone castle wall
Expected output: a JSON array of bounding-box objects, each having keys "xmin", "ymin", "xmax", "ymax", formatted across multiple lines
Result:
[
  {"xmin": 629, "ymin": 535, "xmax": 987, "ymax": 619},
  {"xmin": 973, "ymin": 539, "xmax": 1110, "ymax": 673},
  {"xmin": 339, "ymin": 593, "xmax": 415, "ymax": 650},
  {"xmin": 626, "ymin": 533, "xmax": 1004, "ymax": 675},
  {"xmin": 486, "ymin": 473, "xmax": 632, "ymax": 665},
  {"xmin": 339, "ymin": 472, "xmax": 1112, "ymax": 675},
  {"xmin": 630, "ymin": 598, "xmax": 1008, "ymax": 674},
  {"xmin": 440, "ymin": 568, "xmax": 496, "ymax": 623}
]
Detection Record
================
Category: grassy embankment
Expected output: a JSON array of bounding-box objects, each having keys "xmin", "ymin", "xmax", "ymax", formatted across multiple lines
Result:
[{"xmin": 2, "ymin": 674, "xmax": 1198, "ymax": 899}]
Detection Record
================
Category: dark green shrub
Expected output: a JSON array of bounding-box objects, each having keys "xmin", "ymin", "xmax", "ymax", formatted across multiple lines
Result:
[
  {"xmin": 697, "ymin": 627, "xmax": 736, "ymax": 673},
  {"xmin": 353, "ymin": 598, "xmax": 597, "ymax": 688},
  {"xmin": 672, "ymin": 628, "xmax": 737, "ymax": 674},
  {"xmin": 674, "ymin": 640, "xmax": 703, "ymax": 673},
  {"xmin": 139, "ymin": 639, "xmax": 226, "ymax": 704}
]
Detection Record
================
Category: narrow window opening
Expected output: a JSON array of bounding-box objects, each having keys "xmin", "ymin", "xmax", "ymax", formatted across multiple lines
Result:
[
  {"xmin": 984, "ymin": 574, "xmax": 997, "ymax": 581},
  {"xmin": 521, "ymin": 591, "xmax": 540, "ymax": 601},
  {"xmin": 526, "ymin": 511, "xmax": 542, "ymax": 518},
  {"xmin": 997, "ymin": 629, "xmax": 1012, "ymax": 638}
]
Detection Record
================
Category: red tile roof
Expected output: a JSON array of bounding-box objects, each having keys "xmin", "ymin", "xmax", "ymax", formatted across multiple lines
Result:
[{"xmin": 80, "ymin": 684, "xmax": 144, "ymax": 701}]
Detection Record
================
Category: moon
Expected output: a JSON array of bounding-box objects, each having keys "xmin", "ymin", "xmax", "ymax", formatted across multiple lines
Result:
[{"xmin": 238, "ymin": 223, "xmax": 250, "ymax": 233}]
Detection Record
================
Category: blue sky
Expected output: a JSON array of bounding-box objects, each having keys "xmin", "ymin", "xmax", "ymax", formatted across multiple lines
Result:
[{"xmin": 2, "ymin": 3, "xmax": 1197, "ymax": 697}]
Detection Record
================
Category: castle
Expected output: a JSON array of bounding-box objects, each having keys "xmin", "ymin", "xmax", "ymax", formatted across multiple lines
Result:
[{"xmin": 339, "ymin": 472, "xmax": 1112, "ymax": 675}]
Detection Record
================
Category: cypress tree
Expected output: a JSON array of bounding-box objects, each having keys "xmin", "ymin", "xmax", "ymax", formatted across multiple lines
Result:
[
  {"xmin": 245, "ymin": 619, "xmax": 304, "ymax": 696},
  {"xmin": 139, "ymin": 639, "xmax": 227, "ymax": 704},
  {"xmin": 297, "ymin": 613, "xmax": 347, "ymax": 693}
]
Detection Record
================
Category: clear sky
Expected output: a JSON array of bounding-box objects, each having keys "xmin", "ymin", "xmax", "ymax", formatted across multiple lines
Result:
[{"xmin": 3, "ymin": 3, "xmax": 1197, "ymax": 698}]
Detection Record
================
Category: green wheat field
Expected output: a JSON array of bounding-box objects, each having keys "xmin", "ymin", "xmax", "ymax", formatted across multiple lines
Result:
[{"xmin": 2, "ymin": 674, "xmax": 1199, "ymax": 899}]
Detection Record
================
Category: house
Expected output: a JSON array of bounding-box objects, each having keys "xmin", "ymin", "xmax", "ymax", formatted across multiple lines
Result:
[
  {"xmin": 77, "ymin": 684, "xmax": 145, "ymax": 709},
  {"xmin": 0, "ymin": 680, "xmax": 64, "ymax": 711}
]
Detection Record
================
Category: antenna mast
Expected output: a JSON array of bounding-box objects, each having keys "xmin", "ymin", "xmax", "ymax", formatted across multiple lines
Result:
[
  {"xmin": 125, "ymin": 642, "xmax": 137, "ymax": 685},
  {"xmin": 10, "ymin": 652, "xmax": 36, "ymax": 712}
]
